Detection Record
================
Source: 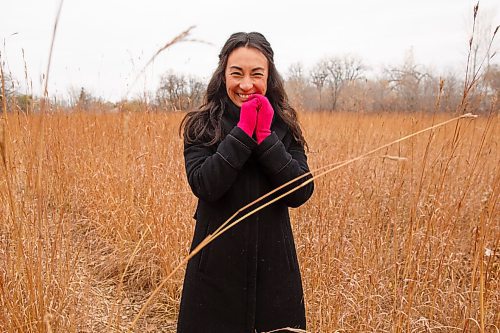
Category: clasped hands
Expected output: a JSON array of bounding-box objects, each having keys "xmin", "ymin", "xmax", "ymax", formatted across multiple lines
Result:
[{"xmin": 237, "ymin": 94, "xmax": 274, "ymax": 144}]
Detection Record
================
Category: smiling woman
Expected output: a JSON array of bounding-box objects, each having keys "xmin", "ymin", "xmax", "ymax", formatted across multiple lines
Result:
[{"xmin": 177, "ymin": 32, "xmax": 314, "ymax": 333}]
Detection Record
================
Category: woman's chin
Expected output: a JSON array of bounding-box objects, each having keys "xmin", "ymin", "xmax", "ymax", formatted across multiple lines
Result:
[{"xmin": 229, "ymin": 96, "xmax": 244, "ymax": 107}]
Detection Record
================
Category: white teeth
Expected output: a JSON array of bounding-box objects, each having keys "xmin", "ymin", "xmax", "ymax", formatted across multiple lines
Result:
[{"xmin": 238, "ymin": 93, "xmax": 250, "ymax": 98}]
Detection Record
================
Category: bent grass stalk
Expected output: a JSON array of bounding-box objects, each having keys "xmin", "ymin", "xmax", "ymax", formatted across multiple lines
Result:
[
  {"xmin": 126, "ymin": 26, "xmax": 196, "ymax": 97},
  {"xmin": 265, "ymin": 328, "xmax": 311, "ymax": 333},
  {"xmin": 128, "ymin": 112, "xmax": 478, "ymax": 331}
]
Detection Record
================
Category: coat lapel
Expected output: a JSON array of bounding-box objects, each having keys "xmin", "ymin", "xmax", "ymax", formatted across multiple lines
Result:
[{"xmin": 271, "ymin": 113, "xmax": 288, "ymax": 141}]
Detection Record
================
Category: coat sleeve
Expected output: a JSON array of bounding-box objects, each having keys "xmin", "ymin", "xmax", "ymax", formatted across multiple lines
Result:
[
  {"xmin": 254, "ymin": 132, "xmax": 314, "ymax": 208},
  {"xmin": 184, "ymin": 126, "xmax": 257, "ymax": 202}
]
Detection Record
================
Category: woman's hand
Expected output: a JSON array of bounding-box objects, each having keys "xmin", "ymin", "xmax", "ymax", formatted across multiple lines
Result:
[
  {"xmin": 255, "ymin": 95, "xmax": 274, "ymax": 144},
  {"xmin": 237, "ymin": 95, "xmax": 260, "ymax": 137}
]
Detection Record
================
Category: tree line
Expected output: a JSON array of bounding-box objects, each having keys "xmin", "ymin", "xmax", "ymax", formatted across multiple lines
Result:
[
  {"xmin": 1, "ymin": 52, "xmax": 498, "ymax": 113},
  {"xmin": 286, "ymin": 52, "xmax": 498, "ymax": 113}
]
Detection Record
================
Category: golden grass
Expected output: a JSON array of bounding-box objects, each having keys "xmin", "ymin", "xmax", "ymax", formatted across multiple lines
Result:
[{"xmin": 0, "ymin": 109, "xmax": 498, "ymax": 332}]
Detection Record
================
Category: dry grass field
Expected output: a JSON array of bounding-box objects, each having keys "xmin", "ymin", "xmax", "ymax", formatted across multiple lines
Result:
[{"xmin": 0, "ymin": 109, "xmax": 498, "ymax": 332}]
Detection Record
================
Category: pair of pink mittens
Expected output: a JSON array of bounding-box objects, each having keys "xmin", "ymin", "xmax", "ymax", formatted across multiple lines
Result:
[{"xmin": 237, "ymin": 95, "xmax": 273, "ymax": 144}]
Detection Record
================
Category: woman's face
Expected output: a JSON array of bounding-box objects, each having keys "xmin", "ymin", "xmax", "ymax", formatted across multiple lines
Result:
[{"xmin": 224, "ymin": 46, "xmax": 269, "ymax": 107}]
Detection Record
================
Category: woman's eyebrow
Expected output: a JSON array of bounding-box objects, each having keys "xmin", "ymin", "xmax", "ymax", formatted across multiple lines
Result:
[{"xmin": 228, "ymin": 65, "xmax": 265, "ymax": 72}]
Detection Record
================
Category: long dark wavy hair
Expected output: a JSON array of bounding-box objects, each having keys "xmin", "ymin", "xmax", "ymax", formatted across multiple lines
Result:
[{"xmin": 180, "ymin": 32, "xmax": 307, "ymax": 148}]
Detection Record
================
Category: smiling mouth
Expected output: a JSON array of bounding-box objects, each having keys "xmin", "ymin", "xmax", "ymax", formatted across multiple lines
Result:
[{"xmin": 237, "ymin": 93, "xmax": 253, "ymax": 100}]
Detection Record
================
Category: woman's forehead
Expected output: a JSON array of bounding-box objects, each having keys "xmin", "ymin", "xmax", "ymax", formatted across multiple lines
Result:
[{"xmin": 227, "ymin": 47, "xmax": 268, "ymax": 70}]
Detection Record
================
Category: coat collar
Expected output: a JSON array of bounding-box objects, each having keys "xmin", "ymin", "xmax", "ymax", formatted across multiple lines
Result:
[{"xmin": 221, "ymin": 98, "xmax": 288, "ymax": 141}]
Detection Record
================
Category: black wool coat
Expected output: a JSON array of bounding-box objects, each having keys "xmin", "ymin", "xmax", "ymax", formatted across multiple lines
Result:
[{"xmin": 177, "ymin": 100, "xmax": 314, "ymax": 333}]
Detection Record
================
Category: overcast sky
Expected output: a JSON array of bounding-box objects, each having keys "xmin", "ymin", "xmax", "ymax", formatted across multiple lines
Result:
[{"xmin": 1, "ymin": 0, "xmax": 499, "ymax": 102}]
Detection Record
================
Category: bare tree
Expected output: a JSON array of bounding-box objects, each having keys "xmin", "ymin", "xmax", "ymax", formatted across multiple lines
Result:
[
  {"xmin": 321, "ymin": 55, "xmax": 366, "ymax": 111},
  {"xmin": 310, "ymin": 62, "xmax": 328, "ymax": 110},
  {"xmin": 285, "ymin": 62, "xmax": 309, "ymax": 109},
  {"xmin": 156, "ymin": 71, "xmax": 205, "ymax": 111},
  {"xmin": 484, "ymin": 64, "xmax": 500, "ymax": 93},
  {"xmin": 385, "ymin": 50, "xmax": 431, "ymax": 112},
  {"xmin": 0, "ymin": 72, "xmax": 16, "ymax": 110},
  {"xmin": 186, "ymin": 76, "xmax": 205, "ymax": 109},
  {"xmin": 440, "ymin": 72, "xmax": 462, "ymax": 112},
  {"xmin": 287, "ymin": 62, "xmax": 306, "ymax": 82},
  {"xmin": 482, "ymin": 64, "xmax": 500, "ymax": 111},
  {"xmin": 77, "ymin": 87, "xmax": 92, "ymax": 110},
  {"xmin": 157, "ymin": 72, "xmax": 185, "ymax": 111}
]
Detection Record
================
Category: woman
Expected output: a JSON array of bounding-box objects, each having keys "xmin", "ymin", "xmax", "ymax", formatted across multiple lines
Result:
[{"xmin": 177, "ymin": 32, "xmax": 314, "ymax": 333}]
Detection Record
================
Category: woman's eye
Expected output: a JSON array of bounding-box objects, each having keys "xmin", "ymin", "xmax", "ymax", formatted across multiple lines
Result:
[
  {"xmin": 253, "ymin": 73, "xmax": 264, "ymax": 77},
  {"xmin": 231, "ymin": 72, "xmax": 243, "ymax": 76}
]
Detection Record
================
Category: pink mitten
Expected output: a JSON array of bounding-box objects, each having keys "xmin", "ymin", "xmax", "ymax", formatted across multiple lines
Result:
[
  {"xmin": 237, "ymin": 95, "xmax": 260, "ymax": 137},
  {"xmin": 255, "ymin": 95, "xmax": 274, "ymax": 144}
]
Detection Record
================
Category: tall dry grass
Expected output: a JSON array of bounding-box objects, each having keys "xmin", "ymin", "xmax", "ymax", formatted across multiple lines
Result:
[{"xmin": 0, "ymin": 105, "xmax": 498, "ymax": 332}]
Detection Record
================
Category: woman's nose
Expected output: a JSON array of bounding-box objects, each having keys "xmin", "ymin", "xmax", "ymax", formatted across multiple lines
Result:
[{"xmin": 239, "ymin": 77, "xmax": 253, "ymax": 91}]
